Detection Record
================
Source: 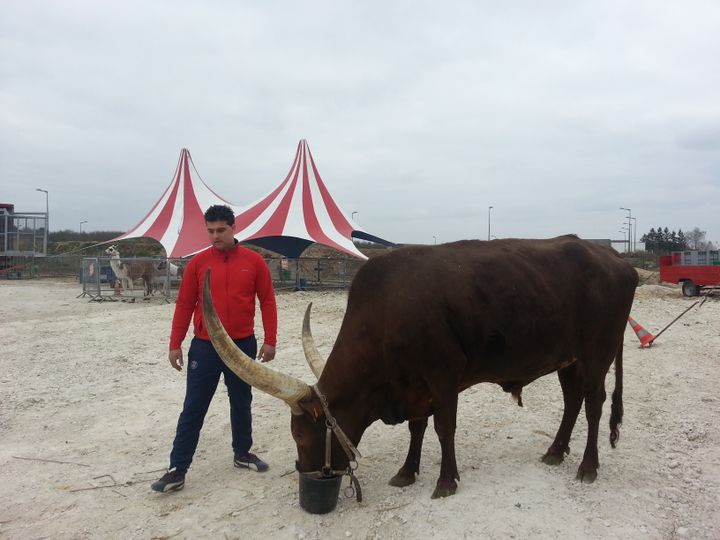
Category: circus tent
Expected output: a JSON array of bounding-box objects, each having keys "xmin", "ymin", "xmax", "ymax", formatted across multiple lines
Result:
[
  {"xmin": 231, "ymin": 139, "xmax": 393, "ymax": 259},
  {"xmin": 111, "ymin": 148, "xmax": 233, "ymax": 258},
  {"xmin": 112, "ymin": 141, "xmax": 394, "ymax": 259}
]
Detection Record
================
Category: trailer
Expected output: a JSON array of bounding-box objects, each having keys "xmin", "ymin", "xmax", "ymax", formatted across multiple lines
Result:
[{"xmin": 659, "ymin": 250, "xmax": 720, "ymax": 296}]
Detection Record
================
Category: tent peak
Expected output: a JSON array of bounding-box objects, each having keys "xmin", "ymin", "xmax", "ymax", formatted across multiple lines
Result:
[
  {"xmin": 111, "ymin": 148, "xmax": 231, "ymax": 258},
  {"xmin": 231, "ymin": 139, "xmax": 394, "ymax": 259}
]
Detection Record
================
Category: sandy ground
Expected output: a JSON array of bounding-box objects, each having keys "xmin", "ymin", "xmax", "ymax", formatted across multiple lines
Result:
[{"xmin": 1, "ymin": 278, "xmax": 718, "ymax": 540}]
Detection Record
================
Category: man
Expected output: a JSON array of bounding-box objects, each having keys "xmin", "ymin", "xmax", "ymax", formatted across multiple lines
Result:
[{"xmin": 151, "ymin": 205, "xmax": 277, "ymax": 493}]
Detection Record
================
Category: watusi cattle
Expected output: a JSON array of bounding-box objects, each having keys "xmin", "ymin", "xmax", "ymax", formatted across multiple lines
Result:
[{"xmin": 202, "ymin": 235, "xmax": 638, "ymax": 501}]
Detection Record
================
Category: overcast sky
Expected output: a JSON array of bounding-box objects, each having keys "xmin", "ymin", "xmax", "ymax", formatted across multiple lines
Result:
[{"xmin": 2, "ymin": 0, "xmax": 719, "ymax": 247}]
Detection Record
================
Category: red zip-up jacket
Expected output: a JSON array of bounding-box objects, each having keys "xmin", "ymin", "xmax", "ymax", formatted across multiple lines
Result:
[{"xmin": 169, "ymin": 243, "xmax": 277, "ymax": 350}]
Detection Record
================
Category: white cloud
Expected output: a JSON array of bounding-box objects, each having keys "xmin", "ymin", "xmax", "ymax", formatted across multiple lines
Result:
[{"xmin": 1, "ymin": 0, "xmax": 719, "ymax": 245}]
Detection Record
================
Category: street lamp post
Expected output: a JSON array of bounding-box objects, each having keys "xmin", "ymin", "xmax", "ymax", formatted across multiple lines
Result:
[
  {"xmin": 619, "ymin": 227, "xmax": 629, "ymax": 253},
  {"xmin": 620, "ymin": 207, "xmax": 632, "ymax": 253},
  {"xmin": 80, "ymin": 220, "xmax": 88, "ymax": 233},
  {"xmin": 631, "ymin": 217, "xmax": 637, "ymax": 252},
  {"xmin": 433, "ymin": 235, "xmax": 437, "ymax": 245},
  {"xmin": 35, "ymin": 188, "xmax": 49, "ymax": 255},
  {"xmin": 487, "ymin": 206, "xmax": 493, "ymax": 241},
  {"xmin": 351, "ymin": 211, "xmax": 357, "ymax": 221}
]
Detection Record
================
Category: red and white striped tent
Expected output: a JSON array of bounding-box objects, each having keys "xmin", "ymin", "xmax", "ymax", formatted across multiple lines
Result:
[
  {"xmin": 231, "ymin": 139, "xmax": 393, "ymax": 259},
  {"xmin": 113, "ymin": 141, "xmax": 393, "ymax": 259},
  {"xmin": 111, "ymin": 148, "xmax": 233, "ymax": 258}
]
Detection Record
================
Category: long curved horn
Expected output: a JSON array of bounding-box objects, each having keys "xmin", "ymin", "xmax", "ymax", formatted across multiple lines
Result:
[
  {"xmin": 202, "ymin": 270, "xmax": 312, "ymax": 410},
  {"xmin": 302, "ymin": 303, "xmax": 326, "ymax": 379}
]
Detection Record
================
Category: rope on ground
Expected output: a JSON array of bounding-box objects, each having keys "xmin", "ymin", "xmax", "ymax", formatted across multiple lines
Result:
[{"xmin": 11, "ymin": 455, "xmax": 90, "ymax": 467}]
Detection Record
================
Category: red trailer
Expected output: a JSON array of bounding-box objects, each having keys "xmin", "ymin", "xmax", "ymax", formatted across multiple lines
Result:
[{"xmin": 659, "ymin": 250, "xmax": 720, "ymax": 296}]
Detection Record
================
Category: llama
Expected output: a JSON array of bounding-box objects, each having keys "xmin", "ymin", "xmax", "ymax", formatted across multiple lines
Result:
[
  {"xmin": 105, "ymin": 245, "xmax": 155, "ymax": 297},
  {"xmin": 155, "ymin": 259, "xmax": 182, "ymax": 278},
  {"xmin": 152, "ymin": 259, "xmax": 184, "ymax": 295}
]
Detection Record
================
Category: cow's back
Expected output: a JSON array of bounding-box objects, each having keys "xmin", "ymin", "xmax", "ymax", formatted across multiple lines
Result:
[{"xmin": 341, "ymin": 236, "xmax": 637, "ymax": 385}]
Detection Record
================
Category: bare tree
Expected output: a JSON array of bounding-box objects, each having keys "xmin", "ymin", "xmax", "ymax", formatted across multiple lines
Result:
[{"xmin": 685, "ymin": 227, "xmax": 707, "ymax": 250}]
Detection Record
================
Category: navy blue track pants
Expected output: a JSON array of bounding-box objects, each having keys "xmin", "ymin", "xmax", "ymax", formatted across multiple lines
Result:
[{"xmin": 169, "ymin": 336, "xmax": 257, "ymax": 473}]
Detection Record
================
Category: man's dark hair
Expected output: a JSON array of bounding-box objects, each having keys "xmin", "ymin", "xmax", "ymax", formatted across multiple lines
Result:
[{"xmin": 204, "ymin": 205, "xmax": 235, "ymax": 226}]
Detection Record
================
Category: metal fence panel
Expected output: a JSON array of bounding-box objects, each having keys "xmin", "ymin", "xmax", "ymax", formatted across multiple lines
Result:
[
  {"xmin": 79, "ymin": 257, "xmax": 185, "ymax": 302},
  {"xmin": 266, "ymin": 257, "xmax": 365, "ymax": 291},
  {"xmin": 25, "ymin": 255, "xmax": 364, "ymax": 298}
]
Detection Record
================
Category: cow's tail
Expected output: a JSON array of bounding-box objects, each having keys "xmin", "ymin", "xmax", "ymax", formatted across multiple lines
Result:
[{"xmin": 609, "ymin": 338, "xmax": 624, "ymax": 448}]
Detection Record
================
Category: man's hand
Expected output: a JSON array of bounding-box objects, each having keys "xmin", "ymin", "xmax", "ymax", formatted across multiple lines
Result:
[
  {"xmin": 169, "ymin": 348, "xmax": 184, "ymax": 371},
  {"xmin": 258, "ymin": 344, "xmax": 276, "ymax": 363}
]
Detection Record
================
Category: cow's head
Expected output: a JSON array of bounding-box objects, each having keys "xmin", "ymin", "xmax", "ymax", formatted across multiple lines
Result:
[
  {"xmin": 201, "ymin": 270, "xmax": 352, "ymax": 475},
  {"xmin": 289, "ymin": 395, "xmax": 345, "ymax": 474}
]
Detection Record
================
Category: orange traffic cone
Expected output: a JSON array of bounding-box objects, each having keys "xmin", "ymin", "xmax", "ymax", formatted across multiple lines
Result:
[{"xmin": 627, "ymin": 316, "xmax": 655, "ymax": 348}]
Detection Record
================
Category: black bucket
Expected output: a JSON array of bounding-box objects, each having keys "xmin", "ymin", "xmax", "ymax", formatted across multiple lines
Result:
[{"xmin": 298, "ymin": 472, "xmax": 342, "ymax": 514}]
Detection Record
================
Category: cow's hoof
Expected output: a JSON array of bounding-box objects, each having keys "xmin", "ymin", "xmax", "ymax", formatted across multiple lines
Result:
[
  {"xmin": 541, "ymin": 452, "xmax": 564, "ymax": 466},
  {"xmin": 389, "ymin": 470, "xmax": 417, "ymax": 487},
  {"xmin": 431, "ymin": 481, "xmax": 457, "ymax": 499},
  {"xmin": 575, "ymin": 465, "xmax": 597, "ymax": 483}
]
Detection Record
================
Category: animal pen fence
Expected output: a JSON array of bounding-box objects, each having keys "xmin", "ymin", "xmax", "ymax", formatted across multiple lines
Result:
[
  {"xmin": 76, "ymin": 256, "xmax": 365, "ymax": 301},
  {"xmin": 269, "ymin": 257, "xmax": 364, "ymax": 291},
  {"xmin": 79, "ymin": 257, "xmax": 185, "ymax": 301}
]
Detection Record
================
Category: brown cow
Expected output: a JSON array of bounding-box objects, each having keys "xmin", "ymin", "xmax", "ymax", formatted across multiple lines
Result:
[{"xmin": 202, "ymin": 235, "xmax": 638, "ymax": 501}]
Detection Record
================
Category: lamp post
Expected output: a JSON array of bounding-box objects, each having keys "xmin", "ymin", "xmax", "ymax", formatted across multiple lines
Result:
[
  {"xmin": 433, "ymin": 235, "xmax": 437, "ymax": 245},
  {"xmin": 619, "ymin": 227, "xmax": 629, "ymax": 253},
  {"xmin": 487, "ymin": 206, "xmax": 493, "ymax": 241},
  {"xmin": 80, "ymin": 220, "xmax": 88, "ymax": 233},
  {"xmin": 351, "ymin": 211, "xmax": 357, "ymax": 221},
  {"xmin": 35, "ymin": 188, "xmax": 48, "ymax": 255},
  {"xmin": 620, "ymin": 207, "xmax": 632, "ymax": 253},
  {"xmin": 631, "ymin": 217, "xmax": 637, "ymax": 252}
]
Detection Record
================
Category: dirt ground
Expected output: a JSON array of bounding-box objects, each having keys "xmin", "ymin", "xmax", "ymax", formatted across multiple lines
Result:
[{"xmin": 1, "ymin": 278, "xmax": 718, "ymax": 539}]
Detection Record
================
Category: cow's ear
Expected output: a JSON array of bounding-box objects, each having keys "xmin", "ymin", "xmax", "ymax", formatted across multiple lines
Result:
[{"xmin": 298, "ymin": 397, "xmax": 323, "ymax": 422}]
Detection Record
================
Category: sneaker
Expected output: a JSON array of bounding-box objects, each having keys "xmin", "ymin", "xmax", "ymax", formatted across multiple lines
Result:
[
  {"xmin": 151, "ymin": 468, "xmax": 185, "ymax": 493},
  {"xmin": 234, "ymin": 452, "xmax": 269, "ymax": 473}
]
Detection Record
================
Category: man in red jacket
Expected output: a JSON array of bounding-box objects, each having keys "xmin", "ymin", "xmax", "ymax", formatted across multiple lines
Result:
[{"xmin": 152, "ymin": 205, "xmax": 277, "ymax": 493}]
